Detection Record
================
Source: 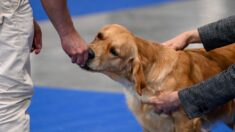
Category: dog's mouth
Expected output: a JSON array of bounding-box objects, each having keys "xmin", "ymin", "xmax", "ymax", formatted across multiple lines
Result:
[
  {"xmin": 81, "ymin": 60, "xmax": 98, "ymax": 72},
  {"xmin": 81, "ymin": 62, "xmax": 105, "ymax": 73},
  {"xmin": 81, "ymin": 62, "xmax": 93, "ymax": 71}
]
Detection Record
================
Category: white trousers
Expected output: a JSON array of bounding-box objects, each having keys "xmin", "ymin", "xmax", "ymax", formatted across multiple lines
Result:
[{"xmin": 0, "ymin": 0, "xmax": 34, "ymax": 131}]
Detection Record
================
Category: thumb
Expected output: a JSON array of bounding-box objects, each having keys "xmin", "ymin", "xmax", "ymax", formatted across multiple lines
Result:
[
  {"xmin": 143, "ymin": 96, "xmax": 158, "ymax": 104},
  {"xmin": 162, "ymin": 41, "xmax": 171, "ymax": 46}
]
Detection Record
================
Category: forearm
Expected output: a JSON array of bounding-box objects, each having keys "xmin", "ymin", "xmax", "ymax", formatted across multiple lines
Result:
[
  {"xmin": 41, "ymin": 0, "xmax": 77, "ymax": 38},
  {"xmin": 198, "ymin": 15, "xmax": 235, "ymax": 51},
  {"xmin": 178, "ymin": 64, "xmax": 235, "ymax": 119}
]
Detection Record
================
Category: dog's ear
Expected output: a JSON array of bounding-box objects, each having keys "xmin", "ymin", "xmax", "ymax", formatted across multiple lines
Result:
[{"xmin": 132, "ymin": 57, "xmax": 147, "ymax": 96}]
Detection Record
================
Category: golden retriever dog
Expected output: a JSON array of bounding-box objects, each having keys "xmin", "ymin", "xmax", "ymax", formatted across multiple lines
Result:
[{"xmin": 83, "ymin": 24, "xmax": 235, "ymax": 132}]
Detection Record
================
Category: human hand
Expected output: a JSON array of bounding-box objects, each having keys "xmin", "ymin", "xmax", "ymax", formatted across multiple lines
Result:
[
  {"xmin": 31, "ymin": 20, "xmax": 42, "ymax": 54},
  {"xmin": 61, "ymin": 32, "xmax": 88, "ymax": 66},
  {"xmin": 40, "ymin": 0, "xmax": 88, "ymax": 66},
  {"xmin": 162, "ymin": 29, "xmax": 201, "ymax": 50},
  {"xmin": 144, "ymin": 91, "xmax": 181, "ymax": 114}
]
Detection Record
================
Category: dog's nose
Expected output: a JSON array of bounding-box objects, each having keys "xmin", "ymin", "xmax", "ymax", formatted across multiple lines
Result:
[{"xmin": 88, "ymin": 48, "xmax": 95, "ymax": 60}]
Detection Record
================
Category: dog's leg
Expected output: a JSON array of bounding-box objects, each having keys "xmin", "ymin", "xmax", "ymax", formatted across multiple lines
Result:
[
  {"xmin": 142, "ymin": 128, "xmax": 150, "ymax": 132},
  {"xmin": 172, "ymin": 111, "xmax": 201, "ymax": 132}
]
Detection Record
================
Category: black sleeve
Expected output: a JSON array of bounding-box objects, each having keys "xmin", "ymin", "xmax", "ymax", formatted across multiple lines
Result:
[
  {"xmin": 178, "ymin": 64, "xmax": 235, "ymax": 119},
  {"xmin": 198, "ymin": 15, "xmax": 235, "ymax": 51}
]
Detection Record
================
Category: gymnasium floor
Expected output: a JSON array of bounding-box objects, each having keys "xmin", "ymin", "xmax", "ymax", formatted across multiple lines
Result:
[{"xmin": 29, "ymin": 0, "xmax": 235, "ymax": 131}]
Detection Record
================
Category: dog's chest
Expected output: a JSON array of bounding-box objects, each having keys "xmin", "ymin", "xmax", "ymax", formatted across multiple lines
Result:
[{"xmin": 123, "ymin": 87, "xmax": 174, "ymax": 132}]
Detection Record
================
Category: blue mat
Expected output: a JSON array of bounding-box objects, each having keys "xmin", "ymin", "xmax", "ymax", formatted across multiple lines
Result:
[
  {"xmin": 29, "ymin": 87, "xmax": 233, "ymax": 132},
  {"xmin": 210, "ymin": 121, "xmax": 233, "ymax": 132},
  {"xmin": 29, "ymin": 87, "xmax": 141, "ymax": 132},
  {"xmin": 30, "ymin": 0, "xmax": 180, "ymax": 21}
]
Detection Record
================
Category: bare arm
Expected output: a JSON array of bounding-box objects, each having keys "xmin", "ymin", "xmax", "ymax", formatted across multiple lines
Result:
[{"xmin": 41, "ymin": 0, "xmax": 88, "ymax": 66}]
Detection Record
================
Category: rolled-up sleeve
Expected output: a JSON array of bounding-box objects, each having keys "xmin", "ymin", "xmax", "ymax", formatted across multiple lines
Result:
[
  {"xmin": 198, "ymin": 16, "xmax": 235, "ymax": 51},
  {"xmin": 178, "ymin": 64, "xmax": 235, "ymax": 119}
]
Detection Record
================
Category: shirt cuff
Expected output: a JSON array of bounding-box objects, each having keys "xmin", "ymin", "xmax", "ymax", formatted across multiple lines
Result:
[{"xmin": 178, "ymin": 89, "xmax": 203, "ymax": 119}]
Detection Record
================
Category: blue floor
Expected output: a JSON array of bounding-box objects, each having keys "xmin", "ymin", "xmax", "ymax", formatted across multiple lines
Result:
[
  {"xmin": 29, "ymin": 87, "xmax": 233, "ymax": 132},
  {"xmin": 30, "ymin": 0, "xmax": 180, "ymax": 21},
  {"xmin": 29, "ymin": 87, "xmax": 141, "ymax": 132}
]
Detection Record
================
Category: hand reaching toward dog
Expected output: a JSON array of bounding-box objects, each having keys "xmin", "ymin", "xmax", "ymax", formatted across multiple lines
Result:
[
  {"xmin": 41, "ymin": 0, "xmax": 88, "ymax": 66},
  {"xmin": 162, "ymin": 29, "xmax": 201, "ymax": 50},
  {"xmin": 144, "ymin": 91, "xmax": 181, "ymax": 114},
  {"xmin": 61, "ymin": 32, "xmax": 88, "ymax": 66}
]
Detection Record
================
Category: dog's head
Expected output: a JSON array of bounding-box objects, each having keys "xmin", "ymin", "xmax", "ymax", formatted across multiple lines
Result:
[{"xmin": 83, "ymin": 24, "xmax": 147, "ymax": 95}]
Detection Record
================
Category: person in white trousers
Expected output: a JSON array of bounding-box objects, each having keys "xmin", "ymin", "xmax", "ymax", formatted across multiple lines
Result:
[{"xmin": 0, "ymin": 0, "xmax": 88, "ymax": 131}]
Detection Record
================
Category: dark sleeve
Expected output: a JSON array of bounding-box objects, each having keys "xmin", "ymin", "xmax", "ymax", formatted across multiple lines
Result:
[
  {"xmin": 178, "ymin": 64, "xmax": 235, "ymax": 119},
  {"xmin": 198, "ymin": 15, "xmax": 235, "ymax": 51}
]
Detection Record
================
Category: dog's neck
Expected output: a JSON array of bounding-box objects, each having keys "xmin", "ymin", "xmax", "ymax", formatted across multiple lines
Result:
[
  {"xmin": 134, "ymin": 37, "xmax": 179, "ymax": 92},
  {"xmin": 137, "ymin": 37, "xmax": 177, "ymax": 71}
]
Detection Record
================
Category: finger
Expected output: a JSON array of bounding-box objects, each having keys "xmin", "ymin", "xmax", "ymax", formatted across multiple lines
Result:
[
  {"xmin": 161, "ymin": 40, "xmax": 170, "ymax": 45},
  {"xmin": 71, "ymin": 56, "xmax": 77, "ymax": 63},
  {"xmin": 143, "ymin": 101, "xmax": 156, "ymax": 105},
  {"xmin": 34, "ymin": 43, "xmax": 42, "ymax": 54},
  {"xmin": 31, "ymin": 45, "xmax": 35, "ymax": 52},
  {"xmin": 34, "ymin": 42, "xmax": 42, "ymax": 54},
  {"xmin": 171, "ymin": 106, "xmax": 179, "ymax": 112},
  {"xmin": 162, "ymin": 42, "xmax": 178, "ymax": 50},
  {"xmin": 76, "ymin": 55, "xmax": 83, "ymax": 65},
  {"xmin": 34, "ymin": 32, "xmax": 42, "ymax": 54},
  {"xmin": 164, "ymin": 110, "xmax": 172, "ymax": 115},
  {"xmin": 31, "ymin": 37, "xmax": 36, "ymax": 52},
  {"xmin": 163, "ymin": 107, "xmax": 172, "ymax": 115},
  {"xmin": 149, "ymin": 96, "xmax": 161, "ymax": 104},
  {"xmin": 32, "ymin": 22, "xmax": 42, "ymax": 54},
  {"xmin": 76, "ymin": 56, "xmax": 84, "ymax": 66},
  {"xmin": 35, "ymin": 49, "xmax": 41, "ymax": 54},
  {"xmin": 162, "ymin": 42, "xmax": 171, "ymax": 46},
  {"xmin": 154, "ymin": 108, "xmax": 163, "ymax": 114},
  {"xmin": 79, "ymin": 49, "xmax": 89, "ymax": 67},
  {"xmin": 79, "ymin": 53, "xmax": 87, "ymax": 67},
  {"xmin": 83, "ymin": 51, "xmax": 88, "ymax": 64},
  {"xmin": 142, "ymin": 97, "xmax": 157, "ymax": 104}
]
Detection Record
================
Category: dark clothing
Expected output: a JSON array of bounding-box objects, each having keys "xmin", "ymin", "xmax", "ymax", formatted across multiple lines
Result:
[
  {"xmin": 178, "ymin": 15, "xmax": 235, "ymax": 119},
  {"xmin": 199, "ymin": 16, "xmax": 235, "ymax": 51}
]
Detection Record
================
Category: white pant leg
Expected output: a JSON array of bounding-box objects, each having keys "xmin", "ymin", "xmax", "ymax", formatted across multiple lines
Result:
[{"xmin": 0, "ymin": 0, "xmax": 34, "ymax": 132}]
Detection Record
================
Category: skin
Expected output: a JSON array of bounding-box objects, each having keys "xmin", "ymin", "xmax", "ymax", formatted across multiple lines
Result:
[
  {"xmin": 145, "ymin": 29, "xmax": 202, "ymax": 114},
  {"xmin": 41, "ymin": 0, "xmax": 88, "ymax": 66},
  {"xmin": 31, "ymin": 20, "xmax": 42, "ymax": 54},
  {"xmin": 163, "ymin": 29, "xmax": 201, "ymax": 50}
]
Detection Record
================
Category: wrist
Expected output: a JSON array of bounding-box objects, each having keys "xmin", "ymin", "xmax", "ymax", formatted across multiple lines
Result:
[
  {"xmin": 184, "ymin": 29, "xmax": 201, "ymax": 44},
  {"xmin": 172, "ymin": 91, "xmax": 181, "ymax": 106},
  {"xmin": 59, "ymin": 27, "xmax": 77, "ymax": 40},
  {"xmin": 60, "ymin": 30, "xmax": 84, "ymax": 45}
]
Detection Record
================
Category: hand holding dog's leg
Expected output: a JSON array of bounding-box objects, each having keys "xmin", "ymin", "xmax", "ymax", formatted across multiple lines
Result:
[{"xmin": 144, "ymin": 91, "xmax": 181, "ymax": 114}]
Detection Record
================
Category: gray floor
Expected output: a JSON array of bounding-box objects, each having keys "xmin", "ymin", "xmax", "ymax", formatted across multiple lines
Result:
[{"xmin": 31, "ymin": 0, "xmax": 235, "ymax": 92}]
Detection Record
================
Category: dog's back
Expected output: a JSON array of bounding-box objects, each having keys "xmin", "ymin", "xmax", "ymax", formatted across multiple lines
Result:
[
  {"xmin": 182, "ymin": 44, "xmax": 235, "ymax": 128},
  {"xmin": 185, "ymin": 44, "xmax": 235, "ymax": 73}
]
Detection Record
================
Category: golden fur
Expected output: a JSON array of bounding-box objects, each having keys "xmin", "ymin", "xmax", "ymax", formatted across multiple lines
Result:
[{"xmin": 84, "ymin": 24, "xmax": 235, "ymax": 132}]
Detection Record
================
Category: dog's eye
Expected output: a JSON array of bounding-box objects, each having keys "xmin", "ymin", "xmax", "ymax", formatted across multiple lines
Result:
[
  {"xmin": 110, "ymin": 47, "xmax": 119, "ymax": 56},
  {"xmin": 97, "ymin": 32, "xmax": 104, "ymax": 40}
]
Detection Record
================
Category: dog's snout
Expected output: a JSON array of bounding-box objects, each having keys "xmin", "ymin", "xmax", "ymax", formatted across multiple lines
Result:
[{"xmin": 88, "ymin": 48, "xmax": 95, "ymax": 60}]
